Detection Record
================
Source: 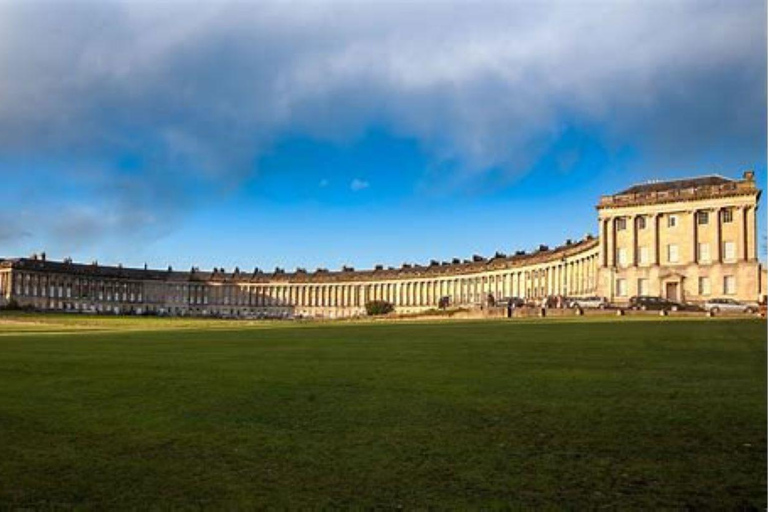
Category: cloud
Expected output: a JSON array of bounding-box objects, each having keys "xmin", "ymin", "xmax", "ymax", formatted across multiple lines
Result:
[
  {"xmin": 0, "ymin": 0, "xmax": 763, "ymax": 245},
  {"xmin": 350, "ymin": 178, "xmax": 369, "ymax": 191}
]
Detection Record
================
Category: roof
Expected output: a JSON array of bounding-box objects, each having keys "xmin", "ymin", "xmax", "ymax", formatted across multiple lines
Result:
[
  {"xmin": 0, "ymin": 237, "xmax": 600, "ymax": 284},
  {"xmin": 617, "ymin": 175, "xmax": 734, "ymax": 195}
]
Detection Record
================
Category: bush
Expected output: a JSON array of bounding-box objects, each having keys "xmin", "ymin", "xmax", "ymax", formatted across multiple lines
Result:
[
  {"xmin": 365, "ymin": 300, "xmax": 394, "ymax": 316},
  {"xmin": 1, "ymin": 299, "xmax": 21, "ymax": 311}
]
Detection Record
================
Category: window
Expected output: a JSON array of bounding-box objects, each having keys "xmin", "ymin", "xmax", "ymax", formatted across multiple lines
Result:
[
  {"xmin": 723, "ymin": 275, "xmax": 736, "ymax": 295},
  {"xmin": 637, "ymin": 216, "xmax": 646, "ymax": 229},
  {"xmin": 723, "ymin": 241, "xmax": 736, "ymax": 261},
  {"xmin": 639, "ymin": 246, "xmax": 650, "ymax": 265},
  {"xmin": 698, "ymin": 277, "xmax": 711, "ymax": 295},
  {"xmin": 637, "ymin": 278, "xmax": 649, "ymax": 296},
  {"xmin": 617, "ymin": 248, "xmax": 628, "ymax": 267},
  {"xmin": 616, "ymin": 279, "xmax": 627, "ymax": 297},
  {"xmin": 615, "ymin": 217, "xmax": 627, "ymax": 231},
  {"xmin": 667, "ymin": 244, "xmax": 679, "ymax": 263},
  {"xmin": 722, "ymin": 208, "xmax": 733, "ymax": 223},
  {"xmin": 697, "ymin": 211, "xmax": 709, "ymax": 225},
  {"xmin": 667, "ymin": 215, "xmax": 678, "ymax": 228},
  {"xmin": 698, "ymin": 243, "xmax": 710, "ymax": 263}
]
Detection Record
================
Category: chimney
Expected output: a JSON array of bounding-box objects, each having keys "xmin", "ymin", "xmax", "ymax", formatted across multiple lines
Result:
[{"xmin": 743, "ymin": 170, "xmax": 755, "ymax": 182}]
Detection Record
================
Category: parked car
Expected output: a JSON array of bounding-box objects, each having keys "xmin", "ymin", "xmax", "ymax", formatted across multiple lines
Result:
[
  {"xmin": 629, "ymin": 296, "xmax": 685, "ymax": 311},
  {"xmin": 703, "ymin": 298, "xmax": 757, "ymax": 314},
  {"xmin": 497, "ymin": 297, "xmax": 525, "ymax": 308},
  {"xmin": 568, "ymin": 296, "xmax": 608, "ymax": 309}
]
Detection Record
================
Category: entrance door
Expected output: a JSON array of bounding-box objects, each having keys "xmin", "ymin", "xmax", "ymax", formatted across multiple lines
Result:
[{"xmin": 665, "ymin": 282, "xmax": 679, "ymax": 301}]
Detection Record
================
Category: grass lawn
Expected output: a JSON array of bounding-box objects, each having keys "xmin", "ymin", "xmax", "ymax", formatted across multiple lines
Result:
[{"xmin": 0, "ymin": 313, "xmax": 764, "ymax": 508}]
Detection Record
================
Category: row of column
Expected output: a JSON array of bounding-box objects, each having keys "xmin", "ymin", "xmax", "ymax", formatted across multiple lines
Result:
[
  {"xmin": 237, "ymin": 253, "xmax": 598, "ymax": 308},
  {"xmin": 599, "ymin": 205, "xmax": 757, "ymax": 268},
  {"xmin": 7, "ymin": 252, "xmax": 599, "ymax": 312}
]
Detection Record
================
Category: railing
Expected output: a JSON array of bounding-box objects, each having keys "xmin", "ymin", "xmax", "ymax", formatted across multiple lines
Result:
[{"xmin": 598, "ymin": 181, "xmax": 756, "ymax": 207}]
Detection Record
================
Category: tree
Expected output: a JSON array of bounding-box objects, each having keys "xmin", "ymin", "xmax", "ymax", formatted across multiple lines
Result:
[{"xmin": 365, "ymin": 300, "xmax": 394, "ymax": 316}]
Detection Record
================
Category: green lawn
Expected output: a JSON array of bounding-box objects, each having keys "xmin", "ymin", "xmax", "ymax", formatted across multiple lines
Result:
[{"xmin": 0, "ymin": 314, "xmax": 764, "ymax": 509}]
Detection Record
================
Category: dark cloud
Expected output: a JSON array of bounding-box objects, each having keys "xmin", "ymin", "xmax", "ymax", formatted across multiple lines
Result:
[{"xmin": 0, "ymin": 0, "xmax": 764, "ymax": 247}]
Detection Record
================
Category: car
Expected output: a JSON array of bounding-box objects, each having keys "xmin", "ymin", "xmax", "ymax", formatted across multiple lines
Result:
[
  {"xmin": 568, "ymin": 296, "xmax": 608, "ymax": 309},
  {"xmin": 629, "ymin": 295, "xmax": 685, "ymax": 311},
  {"xmin": 703, "ymin": 298, "xmax": 757, "ymax": 314},
  {"xmin": 497, "ymin": 297, "xmax": 526, "ymax": 308}
]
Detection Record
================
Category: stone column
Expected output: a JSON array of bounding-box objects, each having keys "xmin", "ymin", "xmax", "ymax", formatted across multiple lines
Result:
[
  {"xmin": 691, "ymin": 209, "xmax": 699, "ymax": 264},
  {"xmin": 713, "ymin": 207, "xmax": 722, "ymax": 263},
  {"xmin": 747, "ymin": 205, "xmax": 757, "ymax": 260},
  {"xmin": 652, "ymin": 214, "xmax": 660, "ymax": 265},
  {"xmin": 738, "ymin": 206, "xmax": 748, "ymax": 261},
  {"xmin": 561, "ymin": 263, "xmax": 567, "ymax": 296},
  {"xmin": 630, "ymin": 216, "xmax": 638, "ymax": 266},
  {"xmin": 599, "ymin": 218, "xmax": 606, "ymax": 267},
  {"xmin": 576, "ymin": 260, "xmax": 582, "ymax": 294}
]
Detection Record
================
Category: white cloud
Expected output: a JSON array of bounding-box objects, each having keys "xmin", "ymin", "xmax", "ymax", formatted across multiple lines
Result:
[
  {"xmin": 350, "ymin": 178, "xmax": 369, "ymax": 191},
  {"xmin": 0, "ymin": 0, "xmax": 762, "ymax": 245},
  {"xmin": 0, "ymin": 1, "xmax": 762, "ymax": 178}
]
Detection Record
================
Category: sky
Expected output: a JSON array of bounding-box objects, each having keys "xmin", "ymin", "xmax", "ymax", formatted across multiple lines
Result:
[{"xmin": 0, "ymin": 0, "xmax": 765, "ymax": 271}]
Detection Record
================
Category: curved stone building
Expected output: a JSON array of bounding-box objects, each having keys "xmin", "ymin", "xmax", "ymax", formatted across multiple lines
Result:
[{"xmin": 0, "ymin": 172, "xmax": 762, "ymax": 317}]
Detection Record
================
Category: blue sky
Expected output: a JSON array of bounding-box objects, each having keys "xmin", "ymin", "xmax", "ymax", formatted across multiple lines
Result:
[{"xmin": 0, "ymin": 0, "xmax": 765, "ymax": 271}]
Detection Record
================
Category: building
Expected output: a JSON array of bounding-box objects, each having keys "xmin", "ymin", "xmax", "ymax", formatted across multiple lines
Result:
[
  {"xmin": 597, "ymin": 171, "xmax": 762, "ymax": 304},
  {"xmin": 0, "ymin": 172, "xmax": 762, "ymax": 317}
]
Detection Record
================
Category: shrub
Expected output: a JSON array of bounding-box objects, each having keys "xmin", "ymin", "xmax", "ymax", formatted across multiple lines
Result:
[
  {"xmin": 1, "ymin": 299, "xmax": 20, "ymax": 311},
  {"xmin": 365, "ymin": 300, "xmax": 394, "ymax": 316}
]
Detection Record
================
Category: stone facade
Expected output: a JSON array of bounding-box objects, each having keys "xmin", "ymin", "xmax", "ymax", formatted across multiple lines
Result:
[
  {"xmin": 597, "ymin": 171, "xmax": 762, "ymax": 304},
  {"xmin": 0, "ymin": 172, "xmax": 762, "ymax": 318}
]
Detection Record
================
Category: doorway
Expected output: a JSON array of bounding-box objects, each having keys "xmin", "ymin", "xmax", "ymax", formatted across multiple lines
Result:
[{"xmin": 665, "ymin": 282, "xmax": 679, "ymax": 301}]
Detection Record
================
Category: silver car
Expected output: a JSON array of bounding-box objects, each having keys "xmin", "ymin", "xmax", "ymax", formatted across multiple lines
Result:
[
  {"xmin": 569, "ymin": 296, "xmax": 608, "ymax": 309},
  {"xmin": 703, "ymin": 298, "xmax": 757, "ymax": 314}
]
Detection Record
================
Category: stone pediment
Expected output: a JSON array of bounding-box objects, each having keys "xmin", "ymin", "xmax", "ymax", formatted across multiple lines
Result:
[{"xmin": 658, "ymin": 269, "xmax": 687, "ymax": 280}]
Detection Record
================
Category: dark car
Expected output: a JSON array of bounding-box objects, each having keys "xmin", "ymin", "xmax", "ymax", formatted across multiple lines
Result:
[
  {"xmin": 629, "ymin": 295, "xmax": 686, "ymax": 311},
  {"xmin": 497, "ymin": 297, "xmax": 525, "ymax": 308}
]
